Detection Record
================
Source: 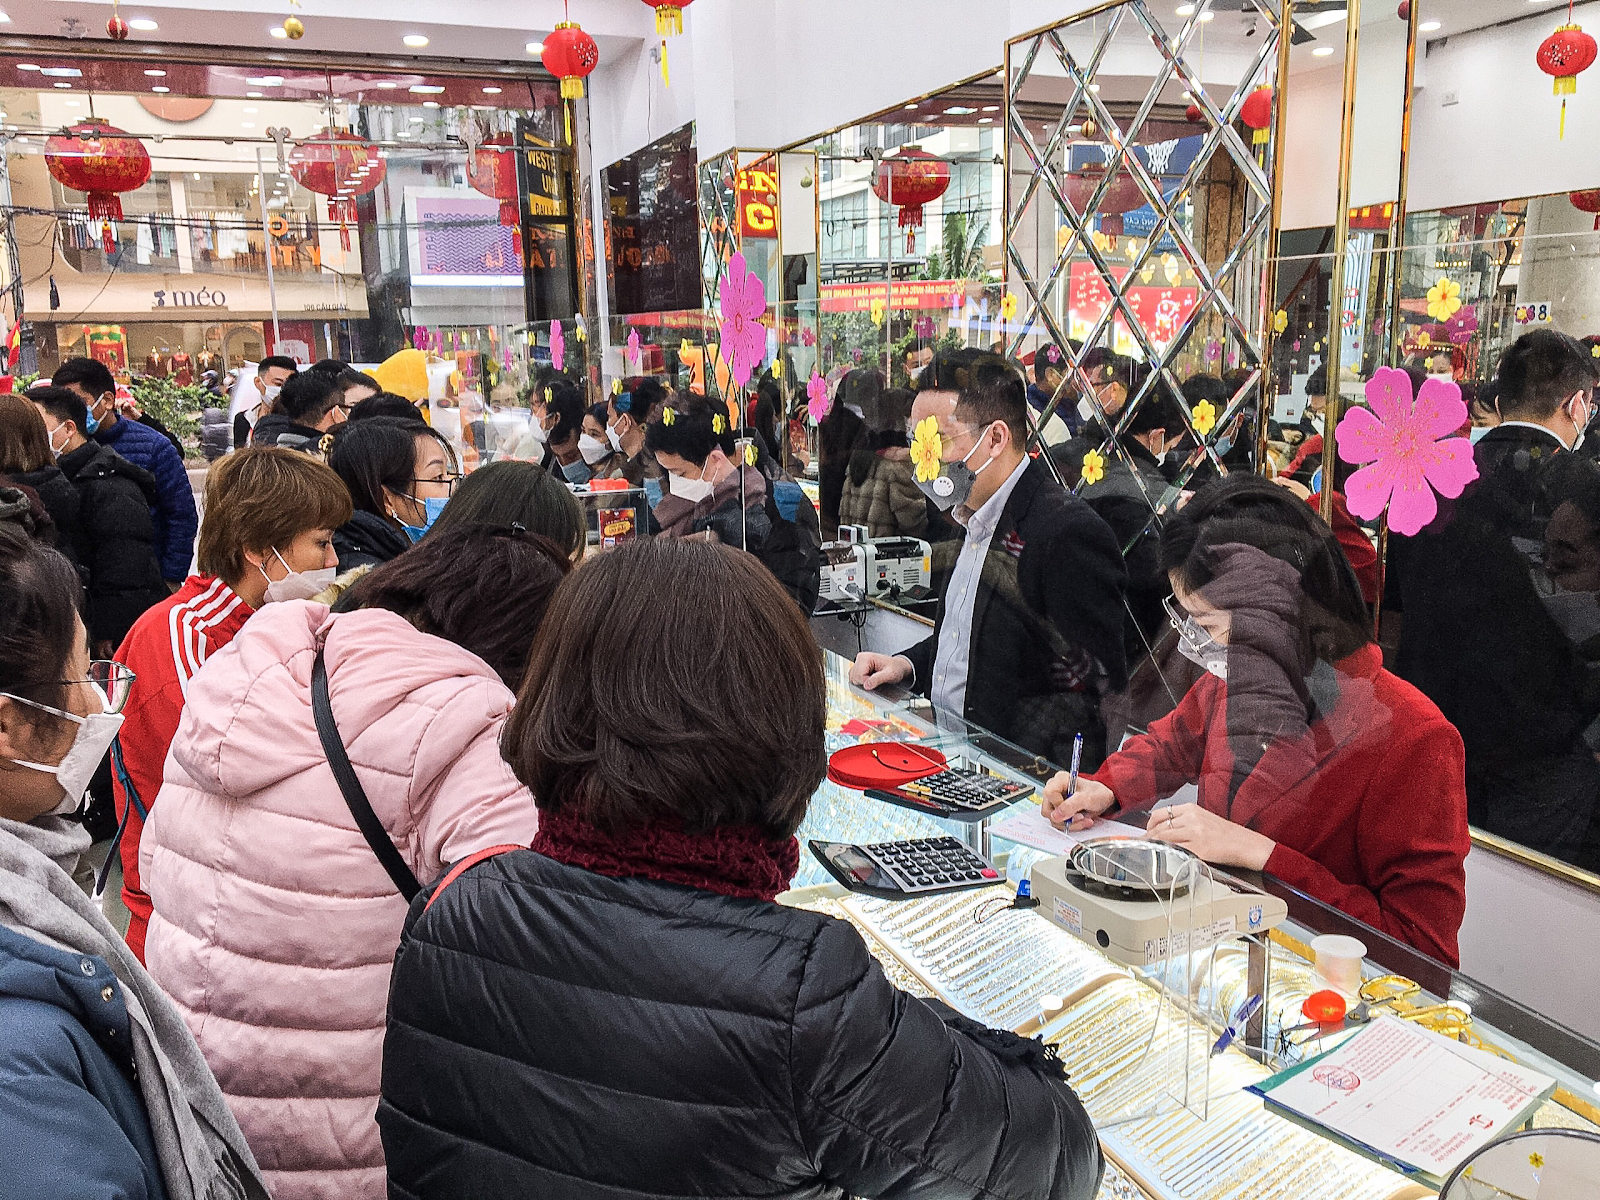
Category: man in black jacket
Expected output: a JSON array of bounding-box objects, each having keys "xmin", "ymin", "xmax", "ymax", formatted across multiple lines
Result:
[
  {"xmin": 30, "ymin": 387, "xmax": 169, "ymax": 655},
  {"xmin": 252, "ymin": 369, "xmax": 347, "ymax": 454},
  {"xmin": 852, "ymin": 350, "xmax": 1128, "ymax": 769},
  {"xmin": 1392, "ymin": 329, "xmax": 1600, "ymax": 866}
]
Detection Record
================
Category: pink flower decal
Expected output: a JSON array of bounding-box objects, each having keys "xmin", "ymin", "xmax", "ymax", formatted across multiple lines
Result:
[
  {"xmin": 1205, "ymin": 338, "xmax": 1222, "ymax": 362},
  {"xmin": 800, "ymin": 326, "xmax": 816, "ymax": 347},
  {"xmin": 718, "ymin": 250, "xmax": 768, "ymax": 389},
  {"xmin": 1445, "ymin": 307, "xmax": 1479, "ymax": 345},
  {"xmin": 806, "ymin": 370, "xmax": 830, "ymax": 423},
  {"xmin": 550, "ymin": 321, "xmax": 565, "ymax": 372},
  {"xmin": 914, "ymin": 315, "xmax": 936, "ymax": 339},
  {"xmin": 626, "ymin": 327, "xmax": 641, "ymax": 363},
  {"xmin": 1336, "ymin": 366, "xmax": 1479, "ymax": 536}
]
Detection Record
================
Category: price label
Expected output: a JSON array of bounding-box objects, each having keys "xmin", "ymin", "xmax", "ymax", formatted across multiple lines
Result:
[{"xmin": 1515, "ymin": 302, "xmax": 1554, "ymax": 325}]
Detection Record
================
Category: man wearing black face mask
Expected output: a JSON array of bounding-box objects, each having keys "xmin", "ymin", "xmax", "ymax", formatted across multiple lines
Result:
[{"xmin": 849, "ymin": 350, "xmax": 1128, "ymax": 769}]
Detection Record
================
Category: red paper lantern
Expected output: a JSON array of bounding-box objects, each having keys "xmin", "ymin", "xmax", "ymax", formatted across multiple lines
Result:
[
  {"xmin": 1573, "ymin": 189, "xmax": 1600, "ymax": 230},
  {"xmin": 289, "ymin": 131, "xmax": 386, "ymax": 252},
  {"xmin": 640, "ymin": 0, "xmax": 694, "ymax": 36},
  {"xmin": 870, "ymin": 146, "xmax": 951, "ymax": 254},
  {"xmin": 45, "ymin": 119, "xmax": 152, "ymax": 253},
  {"xmin": 1538, "ymin": 24, "xmax": 1598, "ymax": 138},
  {"xmin": 107, "ymin": 13, "xmax": 129, "ymax": 39},
  {"xmin": 542, "ymin": 22, "xmax": 600, "ymax": 101},
  {"xmin": 1064, "ymin": 160, "xmax": 1144, "ymax": 245},
  {"xmin": 469, "ymin": 132, "xmax": 523, "ymax": 258},
  {"xmin": 1184, "ymin": 103, "xmax": 1203, "ymax": 124},
  {"xmin": 1240, "ymin": 85, "xmax": 1274, "ymax": 146},
  {"xmin": 1397, "ymin": 1, "xmax": 1410, "ymax": 20}
]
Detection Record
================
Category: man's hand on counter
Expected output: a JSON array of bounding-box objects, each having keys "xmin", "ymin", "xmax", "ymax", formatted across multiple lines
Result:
[
  {"xmin": 1041, "ymin": 775, "xmax": 1117, "ymax": 831},
  {"xmin": 850, "ymin": 652, "xmax": 913, "ymax": 691}
]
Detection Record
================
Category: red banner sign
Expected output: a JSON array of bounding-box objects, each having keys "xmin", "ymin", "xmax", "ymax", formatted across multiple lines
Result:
[{"xmin": 819, "ymin": 279, "xmax": 969, "ymax": 314}]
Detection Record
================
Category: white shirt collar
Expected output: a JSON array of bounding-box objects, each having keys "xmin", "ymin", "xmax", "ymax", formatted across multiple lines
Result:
[{"xmin": 1496, "ymin": 420, "xmax": 1571, "ymax": 450}]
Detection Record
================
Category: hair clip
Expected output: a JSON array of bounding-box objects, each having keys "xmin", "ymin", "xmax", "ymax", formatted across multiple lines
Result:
[{"xmin": 662, "ymin": 407, "xmax": 676, "ymax": 425}]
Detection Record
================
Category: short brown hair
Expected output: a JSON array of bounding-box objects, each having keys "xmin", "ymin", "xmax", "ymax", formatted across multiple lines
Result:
[
  {"xmin": 503, "ymin": 537, "xmax": 826, "ymax": 839},
  {"xmin": 0, "ymin": 395, "xmax": 52, "ymax": 474},
  {"xmin": 197, "ymin": 446, "xmax": 352, "ymax": 583}
]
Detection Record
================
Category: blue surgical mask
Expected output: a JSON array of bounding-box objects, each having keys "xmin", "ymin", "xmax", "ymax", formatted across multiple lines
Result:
[
  {"xmin": 395, "ymin": 495, "xmax": 448, "ymax": 543},
  {"xmin": 561, "ymin": 459, "xmax": 593, "ymax": 485},
  {"xmin": 83, "ymin": 397, "xmax": 103, "ymax": 435},
  {"xmin": 1469, "ymin": 424, "xmax": 1492, "ymax": 444},
  {"xmin": 644, "ymin": 476, "xmax": 663, "ymax": 510}
]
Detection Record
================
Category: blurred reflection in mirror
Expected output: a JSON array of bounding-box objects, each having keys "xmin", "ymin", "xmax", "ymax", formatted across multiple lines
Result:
[{"xmin": 1440, "ymin": 1128, "xmax": 1600, "ymax": 1200}]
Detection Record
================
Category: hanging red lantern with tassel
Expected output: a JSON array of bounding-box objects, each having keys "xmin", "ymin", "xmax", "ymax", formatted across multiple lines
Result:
[
  {"xmin": 1572, "ymin": 188, "xmax": 1600, "ymax": 229},
  {"xmin": 640, "ymin": 0, "xmax": 693, "ymax": 85},
  {"xmin": 1184, "ymin": 103, "xmax": 1203, "ymax": 123},
  {"xmin": 1537, "ymin": 20, "xmax": 1597, "ymax": 140},
  {"xmin": 45, "ymin": 119, "xmax": 151, "ymax": 254},
  {"xmin": 542, "ymin": 21, "xmax": 600, "ymax": 144},
  {"xmin": 870, "ymin": 146, "xmax": 951, "ymax": 254},
  {"xmin": 289, "ymin": 131, "xmax": 386, "ymax": 252},
  {"xmin": 469, "ymin": 133, "xmax": 523, "ymax": 258},
  {"xmin": 1240, "ymin": 85, "xmax": 1274, "ymax": 148}
]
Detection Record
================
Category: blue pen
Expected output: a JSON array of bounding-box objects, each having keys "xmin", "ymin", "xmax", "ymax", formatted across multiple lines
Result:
[
  {"xmin": 1212, "ymin": 994, "xmax": 1263, "ymax": 1057},
  {"xmin": 1067, "ymin": 732, "xmax": 1083, "ymax": 799}
]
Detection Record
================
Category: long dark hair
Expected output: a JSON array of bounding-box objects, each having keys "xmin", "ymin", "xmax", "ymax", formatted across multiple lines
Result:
[
  {"xmin": 0, "ymin": 526, "xmax": 80, "ymax": 737},
  {"xmin": 1160, "ymin": 475, "xmax": 1370, "ymax": 663},
  {"xmin": 335, "ymin": 523, "xmax": 572, "ymax": 688},
  {"xmin": 428, "ymin": 460, "xmax": 585, "ymax": 562},
  {"xmin": 327, "ymin": 418, "xmax": 439, "ymax": 525}
]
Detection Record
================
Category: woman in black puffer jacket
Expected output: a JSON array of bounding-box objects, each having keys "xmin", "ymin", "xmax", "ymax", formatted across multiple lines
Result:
[{"xmin": 379, "ymin": 537, "xmax": 1103, "ymax": 1200}]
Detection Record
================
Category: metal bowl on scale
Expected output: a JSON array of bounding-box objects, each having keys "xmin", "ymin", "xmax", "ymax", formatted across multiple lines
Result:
[{"xmin": 1062, "ymin": 837, "xmax": 1196, "ymax": 902}]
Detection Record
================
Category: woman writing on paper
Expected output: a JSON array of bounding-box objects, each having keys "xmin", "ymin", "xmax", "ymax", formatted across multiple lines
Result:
[{"xmin": 1042, "ymin": 476, "xmax": 1471, "ymax": 966}]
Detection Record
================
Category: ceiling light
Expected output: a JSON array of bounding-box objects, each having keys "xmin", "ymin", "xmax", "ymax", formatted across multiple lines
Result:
[
  {"xmin": 16, "ymin": 63, "xmax": 38, "ymax": 70},
  {"xmin": 270, "ymin": 26, "xmax": 288, "ymax": 38},
  {"xmin": 978, "ymin": 117, "xmax": 994, "ymax": 124},
  {"xmin": 1198, "ymin": 10, "xmax": 1214, "ymax": 20},
  {"xmin": 1089, "ymin": 83, "xmax": 1101, "ymax": 92},
  {"xmin": 482, "ymin": 86, "xmax": 502, "ymax": 94},
  {"xmin": 42, "ymin": 67, "xmax": 83, "ymax": 77},
  {"xmin": 1419, "ymin": 20, "xmax": 1441, "ymax": 31},
  {"xmin": 981, "ymin": 105, "xmax": 999, "ymax": 112},
  {"xmin": 0, "ymin": 11, "xmax": 10, "ymax": 21},
  {"xmin": 1312, "ymin": 45, "xmax": 1335, "ymax": 56},
  {"xmin": 144, "ymin": 69, "xmax": 166, "ymax": 76},
  {"xmin": 526, "ymin": 41, "xmax": 544, "ymax": 54},
  {"xmin": 904, "ymin": 102, "xmax": 918, "ymax": 110},
  {"xmin": 151, "ymin": 85, "xmax": 170, "ymax": 92},
  {"xmin": 246, "ymin": 91, "xmax": 262, "ymax": 98},
  {"xmin": 943, "ymin": 106, "xmax": 976, "ymax": 115},
  {"xmin": 246, "ymin": 75, "xmax": 282, "ymax": 86},
  {"xmin": 409, "ymin": 115, "xmax": 424, "ymax": 123},
  {"xmin": 402, "ymin": 34, "xmax": 430, "ymax": 47},
  {"xmin": 53, "ymin": 82, "xmax": 72, "ymax": 89},
  {"xmin": 1176, "ymin": 2, "xmax": 1195, "ymax": 14},
  {"xmin": 129, "ymin": 17, "xmax": 158, "ymax": 30},
  {"xmin": 409, "ymin": 84, "xmax": 444, "ymax": 94},
  {"xmin": 377, "ymin": 81, "xmax": 399, "ymax": 89},
  {"xmin": 241, "ymin": 121, "xmax": 255, "ymax": 128},
  {"xmin": 422, "ymin": 100, "xmax": 440, "ymax": 108}
]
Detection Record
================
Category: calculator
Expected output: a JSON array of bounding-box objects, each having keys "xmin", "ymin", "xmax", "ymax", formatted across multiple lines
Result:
[
  {"xmin": 809, "ymin": 837, "xmax": 1003, "ymax": 899},
  {"xmin": 865, "ymin": 762, "xmax": 1034, "ymax": 822}
]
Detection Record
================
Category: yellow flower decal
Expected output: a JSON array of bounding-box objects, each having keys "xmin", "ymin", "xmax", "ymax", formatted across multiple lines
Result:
[
  {"xmin": 744, "ymin": 442, "xmax": 759, "ymax": 467},
  {"xmin": 1529, "ymin": 1151, "xmax": 1545, "ymax": 1168},
  {"xmin": 772, "ymin": 357, "xmax": 783, "ymax": 378},
  {"xmin": 1001, "ymin": 292, "xmax": 1019, "ymax": 320},
  {"xmin": 910, "ymin": 416, "xmax": 943, "ymax": 483},
  {"xmin": 1417, "ymin": 330, "xmax": 1433, "ymax": 349},
  {"xmin": 662, "ymin": 407, "xmax": 676, "ymax": 426},
  {"xmin": 680, "ymin": 338, "xmax": 693, "ymax": 358},
  {"xmin": 544, "ymin": 387, "xmax": 553, "ymax": 403},
  {"xmin": 573, "ymin": 323, "xmax": 586, "ymax": 342},
  {"xmin": 1426, "ymin": 277, "xmax": 1462, "ymax": 321},
  {"xmin": 1272, "ymin": 310, "xmax": 1288, "ymax": 334},
  {"xmin": 870, "ymin": 297, "xmax": 886, "ymax": 327},
  {"xmin": 612, "ymin": 377, "xmax": 624, "ymax": 395},
  {"xmin": 1192, "ymin": 399, "xmax": 1217, "ymax": 436},
  {"xmin": 1591, "ymin": 344, "xmax": 1599, "ymax": 358},
  {"xmin": 1081, "ymin": 448, "xmax": 1106, "ymax": 486},
  {"xmin": 712, "ymin": 413, "xmax": 727, "ymax": 435}
]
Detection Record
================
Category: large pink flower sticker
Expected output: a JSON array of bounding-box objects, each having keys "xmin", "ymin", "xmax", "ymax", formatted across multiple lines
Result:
[
  {"xmin": 718, "ymin": 250, "xmax": 768, "ymax": 389},
  {"xmin": 1336, "ymin": 366, "xmax": 1478, "ymax": 536},
  {"xmin": 806, "ymin": 371, "xmax": 830, "ymax": 423},
  {"xmin": 1445, "ymin": 307, "xmax": 1479, "ymax": 346},
  {"xmin": 550, "ymin": 321, "xmax": 565, "ymax": 372},
  {"xmin": 801, "ymin": 326, "xmax": 817, "ymax": 347}
]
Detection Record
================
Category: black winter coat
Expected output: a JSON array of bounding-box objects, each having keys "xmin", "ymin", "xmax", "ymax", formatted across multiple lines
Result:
[
  {"xmin": 56, "ymin": 440, "xmax": 169, "ymax": 649},
  {"xmin": 379, "ymin": 850, "xmax": 1103, "ymax": 1200},
  {"xmin": 332, "ymin": 508, "xmax": 413, "ymax": 574},
  {"xmin": 9, "ymin": 463, "xmax": 83, "ymax": 572}
]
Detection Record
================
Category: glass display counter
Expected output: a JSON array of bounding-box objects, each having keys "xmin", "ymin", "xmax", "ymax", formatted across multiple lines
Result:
[{"xmin": 787, "ymin": 652, "xmax": 1600, "ymax": 1200}]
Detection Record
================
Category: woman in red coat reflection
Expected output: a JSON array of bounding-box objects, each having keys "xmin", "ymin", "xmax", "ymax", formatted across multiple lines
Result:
[{"xmin": 1043, "ymin": 476, "xmax": 1470, "ymax": 966}]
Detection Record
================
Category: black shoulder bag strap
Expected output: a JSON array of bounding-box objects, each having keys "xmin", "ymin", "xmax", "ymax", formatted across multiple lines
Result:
[{"xmin": 311, "ymin": 646, "xmax": 421, "ymax": 901}]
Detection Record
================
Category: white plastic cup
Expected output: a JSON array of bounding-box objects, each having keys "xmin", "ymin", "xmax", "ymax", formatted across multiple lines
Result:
[{"xmin": 1311, "ymin": 934, "xmax": 1367, "ymax": 996}]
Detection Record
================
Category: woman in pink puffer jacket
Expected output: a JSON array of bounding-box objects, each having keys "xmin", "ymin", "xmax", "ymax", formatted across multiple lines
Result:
[{"xmin": 140, "ymin": 526, "xmax": 573, "ymax": 1200}]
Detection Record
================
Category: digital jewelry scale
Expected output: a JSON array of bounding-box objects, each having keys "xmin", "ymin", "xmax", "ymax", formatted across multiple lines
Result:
[{"xmin": 1030, "ymin": 839, "xmax": 1288, "ymax": 968}]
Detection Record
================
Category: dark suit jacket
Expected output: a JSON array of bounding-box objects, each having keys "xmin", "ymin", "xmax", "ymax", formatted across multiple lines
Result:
[{"xmin": 904, "ymin": 458, "xmax": 1128, "ymax": 769}]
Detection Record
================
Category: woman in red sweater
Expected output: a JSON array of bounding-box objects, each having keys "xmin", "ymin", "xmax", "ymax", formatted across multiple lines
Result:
[{"xmin": 1043, "ymin": 476, "xmax": 1470, "ymax": 966}]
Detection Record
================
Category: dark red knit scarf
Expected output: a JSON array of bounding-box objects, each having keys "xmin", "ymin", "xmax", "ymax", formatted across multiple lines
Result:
[{"xmin": 532, "ymin": 805, "xmax": 800, "ymax": 902}]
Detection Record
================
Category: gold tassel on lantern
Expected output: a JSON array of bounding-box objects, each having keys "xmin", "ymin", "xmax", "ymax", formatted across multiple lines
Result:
[
  {"xmin": 661, "ymin": 40, "xmax": 670, "ymax": 86},
  {"xmin": 656, "ymin": 4, "xmax": 683, "ymax": 35}
]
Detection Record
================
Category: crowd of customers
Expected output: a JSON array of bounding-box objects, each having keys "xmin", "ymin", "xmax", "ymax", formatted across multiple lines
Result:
[{"xmin": 3, "ymin": 327, "xmax": 1597, "ymax": 1196}]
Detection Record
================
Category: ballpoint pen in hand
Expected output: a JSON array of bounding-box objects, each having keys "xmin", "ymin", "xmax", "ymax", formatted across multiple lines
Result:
[{"xmin": 1067, "ymin": 732, "xmax": 1083, "ymax": 799}]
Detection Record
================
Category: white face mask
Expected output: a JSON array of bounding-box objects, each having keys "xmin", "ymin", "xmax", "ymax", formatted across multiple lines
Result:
[
  {"xmin": 263, "ymin": 382, "xmax": 282, "ymax": 403},
  {"xmin": 526, "ymin": 414, "xmax": 550, "ymax": 446},
  {"xmin": 667, "ymin": 470, "xmax": 715, "ymax": 504},
  {"xmin": 606, "ymin": 424, "xmax": 625, "ymax": 453},
  {"xmin": 578, "ymin": 433, "xmax": 611, "ymax": 465},
  {"xmin": 1166, "ymin": 596, "xmax": 1228, "ymax": 680},
  {"xmin": 258, "ymin": 547, "xmax": 336, "ymax": 604},
  {"xmin": 2, "ymin": 687, "xmax": 124, "ymax": 816}
]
